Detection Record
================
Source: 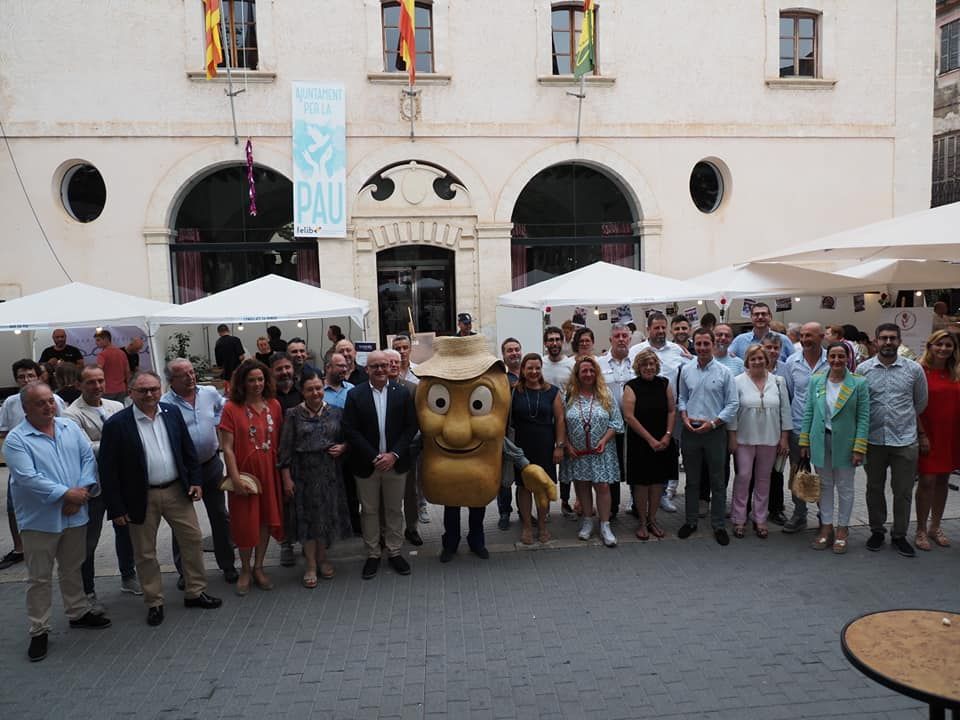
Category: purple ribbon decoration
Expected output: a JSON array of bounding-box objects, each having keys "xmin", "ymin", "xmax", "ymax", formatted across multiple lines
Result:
[{"xmin": 245, "ymin": 138, "xmax": 257, "ymax": 217}]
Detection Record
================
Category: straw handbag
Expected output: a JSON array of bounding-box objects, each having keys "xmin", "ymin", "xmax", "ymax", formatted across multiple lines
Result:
[
  {"xmin": 219, "ymin": 472, "xmax": 261, "ymax": 494},
  {"xmin": 792, "ymin": 459, "xmax": 821, "ymax": 503}
]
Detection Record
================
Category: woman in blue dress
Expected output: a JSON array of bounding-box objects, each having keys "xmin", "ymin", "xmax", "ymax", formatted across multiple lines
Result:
[
  {"xmin": 511, "ymin": 353, "xmax": 565, "ymax": 545},
  {"xmin": 559, "ymin": 356, "xmax": 624, "ymax": 547}
]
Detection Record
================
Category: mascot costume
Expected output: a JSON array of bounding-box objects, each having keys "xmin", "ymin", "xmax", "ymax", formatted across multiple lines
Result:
[{"xmin": 412, "ymin": 335, "xmax": 557, "ymax": 552}]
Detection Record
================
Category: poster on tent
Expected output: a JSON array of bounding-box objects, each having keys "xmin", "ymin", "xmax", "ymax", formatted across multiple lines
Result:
[
  {"xmin": 881, "ymin": 308, "xmax": 934, "ymax": 357},
  {"xmin": 64, "ymin": 326, "xmax": 153, "ymax": 371},
  {"xmin": 292, "ymin": 82, "xmax": 346, "ymax": 238},
  {"xmin": 740, "ymin": 298, "xmax": 756, "ymax": 319}
]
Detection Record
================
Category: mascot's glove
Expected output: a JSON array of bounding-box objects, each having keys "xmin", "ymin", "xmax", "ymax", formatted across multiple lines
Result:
[{"xmin": 520, "ymin": 464, "xmax": 558, "ymax": 513}]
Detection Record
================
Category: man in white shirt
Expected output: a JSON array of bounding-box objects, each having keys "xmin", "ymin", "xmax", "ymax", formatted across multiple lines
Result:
[
  {"xmin": 629, "ymin": 312, "xmax": 692, "ymax": 512},
  {"xmin": 598, "ymin": 323, "xmax": 635, "ymax": 520},
  {"xmin": 63, "ymin": 366, "xmax": 140, "ymax": 607},
  {"xmin": 541, "ymin": 326, "xmax": 573, "ymax": 388},
  {"xmin": 392, "ymin": 334, "xmax": 420, "ymax": 386}
]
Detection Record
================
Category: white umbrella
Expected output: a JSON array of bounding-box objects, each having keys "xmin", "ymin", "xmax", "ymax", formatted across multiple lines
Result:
[
  {"xmin": 835, "ymin": 259, "xmax": 960, "ymax": 290},
  {"xmin": 748, "ymin": 202, "xmax": 960, "ymax": 263},
  {"xmin": 685, "ymin": 262, "xmax": 876, "ymax": 301}
]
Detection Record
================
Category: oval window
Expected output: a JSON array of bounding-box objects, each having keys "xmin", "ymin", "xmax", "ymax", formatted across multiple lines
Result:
[
  {"xmin": 689, "ymin": 161, "xmax": 724, "ymax": 214},
  {"xmin": 61, "ymin": 163, "xmax": 106, "ymax": 222}
]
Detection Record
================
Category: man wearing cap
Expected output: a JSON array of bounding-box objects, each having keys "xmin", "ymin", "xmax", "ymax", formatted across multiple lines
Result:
[{"xmin": 456, "ymin": 313, "xmax": 476, "ymax": 336}]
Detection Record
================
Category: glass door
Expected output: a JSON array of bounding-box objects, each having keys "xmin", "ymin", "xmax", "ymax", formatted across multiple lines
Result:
[{"xmin": 376, "ymin": 246, "xmax": 455, "ymax": 346}]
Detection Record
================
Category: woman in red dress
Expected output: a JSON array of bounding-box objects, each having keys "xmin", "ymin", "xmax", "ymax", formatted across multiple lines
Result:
[
  {"xmin": 219, "ymin": 359, "xmax": 286, "ymax": 594},
  {"xmin": 915, "ymin": 330, "xmax": 960, "ymax": 551}
]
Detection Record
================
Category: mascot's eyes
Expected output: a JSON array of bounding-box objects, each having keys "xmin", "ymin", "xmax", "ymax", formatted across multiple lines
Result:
[
  {"xmin": 426, "ymin": 384, "xmax": 451, "ymax": 415},
  {"xmin": 468, "ymin": 386, "xmax": 493, "ymax": 416}
]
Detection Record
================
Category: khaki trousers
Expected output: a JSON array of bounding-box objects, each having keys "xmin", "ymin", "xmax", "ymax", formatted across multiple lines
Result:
[
  {"xmin": 127, "ymin": 484, "xmax": 207, "ymax": 607},
  {"xmin": 22, "ymin": 525, "xmax": 90, "ymax": 637},
  {"xmin": 357, "ymin": 469, "xmax": 406, "ymax": 558}
]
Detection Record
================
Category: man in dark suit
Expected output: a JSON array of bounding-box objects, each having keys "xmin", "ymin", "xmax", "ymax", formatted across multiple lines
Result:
[
  {"xmin": 99, "ymin": 371, "xmax": 222, "ymax": 626},
  {"xmin": 342, "ymin": 351, "xmax": 418, "ymax": 580}
]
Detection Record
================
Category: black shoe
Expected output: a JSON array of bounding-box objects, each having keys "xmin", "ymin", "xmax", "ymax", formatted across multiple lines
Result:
[
  {"xmin": 866, "ymin": 532, "xmax": 885, "ymax": 551},
  {"xmin": 176, "ymin": 575, "xmax": 185, "ymax": 591},
  {"xmin": 677, "ymin": 524, "xmax": 697, "ymax": 539},
  {"xmin": 184, "ymin": 592, "xmax": 222, "ymax": 609},
  {"xmin": 362, "ymin": 557, "xmax": 379, "ymax": 580},
  {"xmin": 69, "ymin": 611, "xmax": 112, "ymax": 630},
  {"xmin": 714, "ymin": 528, "xmax": 730, "ymax": 546},
  {"xmin": 769, "ymin": 511, "xmax": 788, "ymax": 526},
  {"xmin": 439, "ymin": 548, "xmax": 455, "ymax": 563},
  {"xmin": 470, "ymin": 546, "xmax": 490, "ymax": 560},
  {"xmin": 0, "ymin": 550, "xmax": 24, "ymax": 570},
  {"xmin": 891, "ymin": 537, "xmax": 916, "ymax": 558},
  {"xmin": 223, "ymin": 568, "xmax": 239, "ymax": 584},
  {"xmin": 498, "ymin": 513, "xmax": 510, "ymax": 531},
  {"xmin": 387, "ymin": 555, "xmax": 411, "ymax": 575},
  {"xmin": 147, "ymin": 606, "xmax": 164, "ymax": 626},
  {"xmin": 404, "ymin": 528, "xmax": 423, "ymax": 546},
  {"xmin": 28, "ymin": 634, "xmax": 47, "ymax": 662}
]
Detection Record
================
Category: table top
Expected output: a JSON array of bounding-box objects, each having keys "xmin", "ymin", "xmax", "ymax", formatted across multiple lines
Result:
[{"xmin": 842, "ymin": 609, "xmax": 960, "ymax": 709}]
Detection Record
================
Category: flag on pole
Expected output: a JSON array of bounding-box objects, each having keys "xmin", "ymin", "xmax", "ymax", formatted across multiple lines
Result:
[
  {"xmin": 397, "ymin": 0, "xmax": 417, "ymax": 85},
  {"xmin": 204, "ymin": 0, "xmax": 224, "ymax": 79},
  {"xmin": 573, "ymin": 0, "xmax": 596, "ymax": 78}
]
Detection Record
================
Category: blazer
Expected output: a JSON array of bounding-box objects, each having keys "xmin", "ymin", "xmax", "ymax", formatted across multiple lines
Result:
[
  {"xmin": 342, "ymin": 380, "xmax": 418, "ymax": 478},
  {"xmin": 799, "ymin": 370, "xmax": 870, "ymax": 469},
  {"xmin": 99, "ymin": 402, "xmax": 202, "ymax": 523}
]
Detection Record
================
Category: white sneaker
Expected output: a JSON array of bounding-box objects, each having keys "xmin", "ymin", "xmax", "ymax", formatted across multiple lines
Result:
[
  {"xmin": 86, "ymin": 592, "xmax": 106, "ymax": 616},
  {"xmin": 418, "ymin": 507, "xmax": 431, "ymax": 524},
  {"xmin": 578, "ymin": 517, "xmax": 595, "ymax": 541},
  {"xmin": 660, "ymin": 495, "xmax": 678, "ymax": 513},
  {"xmin": 667, "ymin": 479, "xmax": 680, "ymax": 499},
  {"xmin": 600, "ymin": 522, "xmax": 617, "ymax": 547},
  {"xmin": 120, "ymin": 576, "xmax": 143, "ymax": 596}
]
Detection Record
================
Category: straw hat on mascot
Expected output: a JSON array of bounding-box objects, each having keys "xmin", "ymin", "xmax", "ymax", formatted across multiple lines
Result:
[{"xmin": 413, "ymin": 335, "xmax": 557, "ymax": 510}]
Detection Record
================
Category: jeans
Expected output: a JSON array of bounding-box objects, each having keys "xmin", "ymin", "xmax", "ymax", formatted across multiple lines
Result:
[
  {"xmin": 497, "ymin": 485, "xmax": 513, "ymax": 517},
  {"xmin": 82, "ymin": 493, "xmax": 136, "ymax": 595},
  {"xmin": 682, "ymin": 427, "xmax": 728, "ymax": 529},
  {"xmin": 865, "ymin": 443, "xmax": 918, "ymax": 539},
  {"xmin": 816, "ymin": 441, "xmax": 856, "ymax": 526},
  {"xmin": 173, "ymin": 455, "xmax": 234, "ymax": 576},
  {"xmin": 442, "ymin": 506, "xmax": 486, "ymax": 552}
]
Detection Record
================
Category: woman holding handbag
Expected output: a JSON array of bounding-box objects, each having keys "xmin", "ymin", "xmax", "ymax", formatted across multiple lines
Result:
[
  {"xmin": 727, "ymin": 345, "xmax": 792, "ymax": 539},
  {"xmin": 798, "ymin": 342, "xmax": 870, "ymax": 553}
]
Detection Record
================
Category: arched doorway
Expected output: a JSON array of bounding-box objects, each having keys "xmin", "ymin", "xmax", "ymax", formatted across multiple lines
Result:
[
  {"xmin": 170, "ymin": 165, "xmax": 319, "ymax": 301},
  {"xmin": 376, "ymin": 246, "xmax": 455, "ymax": 346},
  {"xmin": 510, "ymin": 163, "xmax": 638, "ymax": 289}
]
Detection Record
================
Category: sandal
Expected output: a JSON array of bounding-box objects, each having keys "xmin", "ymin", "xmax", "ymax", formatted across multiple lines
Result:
[
  {"xmin": 520, "ymin": 527, "xmax": 534, "ymax": 546},
  {"xmin": 755, "ymin": 526, "xmax": 769, "ymax": 539},
  {"xmin": 811, "ymin": 534, "xmax": 833, "ymax": 551},
  {"xmin": 319, "ymin": 563, "xmax": 335, "ymax": 580},
  {"xmin": 235, "ymin": 571, "xmax": 251, "ymax": 596},
  {"xmin": 539, "ymin": 528, "xmax": 552, "ymax": 543},
  {"xmin": 915, "ymin": 530, "xmax": 932, "ymax": 552},
  {"xmin": 647, "ymin": 522, "xmax": 665, "ymax": 539},
  {"xmin": 634, "ymin": 526, "xmax": 649, "ymax": 541},
  {"xmin": 930, "ymin": 527, "xmax": 951, "ymax": 547},
  {"xmin": 733, "ymin": 525, "xmax": 745, "ymax": 539},
  {"xmin": 302, "ymin": 572, "xmax": 319, "ymax": 589},
  {"xmin": 832, "ymin": 537, "xmax": 848, "ymax": 554},
  {"xmin": 253, "ymin": 569, "xmax": 274, "ymax": 591}
]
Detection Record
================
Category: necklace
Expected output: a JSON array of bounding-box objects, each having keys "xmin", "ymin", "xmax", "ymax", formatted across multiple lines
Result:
[
  {"xmin": 577, "ymin": 393, "xmax": 596, "ymax": 451},
  {"xmin": 246, "ymin": 403, "xmax": 274, "ymax": 452},
  {"xmin": 524, "ymin": 386, "xmax": 542, "ymax": 419}
]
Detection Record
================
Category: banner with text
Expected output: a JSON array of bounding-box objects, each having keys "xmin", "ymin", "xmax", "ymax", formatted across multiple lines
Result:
[{"xmin": 292, "ymin": 82, "xmax": 346, "ymax": 237}]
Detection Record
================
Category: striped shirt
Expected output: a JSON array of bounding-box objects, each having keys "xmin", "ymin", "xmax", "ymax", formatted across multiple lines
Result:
[{"xmin": 855, "ymin": 355, "xmax": 928, "ymax": 447}]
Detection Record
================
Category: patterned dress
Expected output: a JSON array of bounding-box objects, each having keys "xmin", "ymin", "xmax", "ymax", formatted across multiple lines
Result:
[
  {"xmin": 218, "ymin": 399, "xmax": 285, "ymax": 548},
  {"xmin": 559, "ymin": 392, "xmax": 624, "ymax": 484},
  {"xmin": 277, "ymin": 403, "xmax": 352, "ymax": 547}
]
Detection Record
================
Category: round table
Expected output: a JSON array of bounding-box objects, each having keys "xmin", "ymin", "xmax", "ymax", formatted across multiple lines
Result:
[{"xmin": 841, "ymin": 609, "xmax": 960, "ymax": 720}]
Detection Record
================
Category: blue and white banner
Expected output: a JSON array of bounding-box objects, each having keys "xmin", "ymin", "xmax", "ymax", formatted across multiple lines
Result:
[{"xmin": 292, "ymin": 82, "xmax": 346, "ymax": 237}]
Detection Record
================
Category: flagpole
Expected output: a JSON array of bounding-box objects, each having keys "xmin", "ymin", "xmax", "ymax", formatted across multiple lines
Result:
[
  {"xmin": 219, "ymin": 7, "xmax": 243, "ymax": 145},
  {"xmin": 406, "ymin": 83, "xmax": 416, "ymax": 142},
  {"xmin": 575, "ymin": 75, "xmax": 585, "ymax": 144}
]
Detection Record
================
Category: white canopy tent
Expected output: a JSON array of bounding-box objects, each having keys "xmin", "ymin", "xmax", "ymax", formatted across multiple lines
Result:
[
  {"xmin": 748, "ymin": 202, "xmax": 960, "ymax": 263},
  {"xmin": 685, "ymin": 262, "xmax": 877, "ymax": 301},
  {"xmin": 835, "ymin": 259, "xmax": 960, "ymax": 290}
]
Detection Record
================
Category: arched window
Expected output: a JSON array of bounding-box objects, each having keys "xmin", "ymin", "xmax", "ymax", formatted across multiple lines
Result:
[{"xmin": 381, "ymin": 1, "xmax": 434, "ymax": 74}]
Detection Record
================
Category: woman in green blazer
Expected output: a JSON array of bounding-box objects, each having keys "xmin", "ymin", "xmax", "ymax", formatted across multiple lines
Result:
[{"xmin": 798, "ymin": 342, "xmax": 870, "ymax": 553}]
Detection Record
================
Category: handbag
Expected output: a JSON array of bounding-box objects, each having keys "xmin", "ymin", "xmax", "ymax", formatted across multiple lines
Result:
[
  {"xmin": 792, "ymin": 458, "xmax": 821, "ymax": 503},
  {"xmin": 219, "ymin": 472, "xmax": 261, "ymax": 494}
]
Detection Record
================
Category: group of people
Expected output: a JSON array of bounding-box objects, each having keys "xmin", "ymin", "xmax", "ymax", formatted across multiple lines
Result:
[{"xmin": 1, "ymin": 306, "xmax": 958, "ymax": 663}]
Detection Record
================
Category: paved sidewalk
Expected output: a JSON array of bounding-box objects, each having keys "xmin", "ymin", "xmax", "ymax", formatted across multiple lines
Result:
[{"xmin": 0, "ymin": 468, "xmax": 958, "ymax": 719}]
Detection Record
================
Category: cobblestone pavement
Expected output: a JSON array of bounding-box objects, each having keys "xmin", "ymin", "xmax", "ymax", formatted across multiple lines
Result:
[{"xmin": 1, "ymin": 467, "xmax": 958, "ymax": 719}]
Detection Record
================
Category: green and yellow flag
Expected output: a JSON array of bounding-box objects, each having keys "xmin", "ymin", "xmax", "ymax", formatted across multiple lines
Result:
[{"xmin": 573, "ymin": 0, "xmax": 596, "ymax": 78}]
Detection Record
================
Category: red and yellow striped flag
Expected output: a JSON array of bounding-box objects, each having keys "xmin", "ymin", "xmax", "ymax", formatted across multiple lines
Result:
[
  {"xmin": 204, "ymin": 0, "xmax": 224, "ymax": 79},
  {"xmin": 398, "ymin": 0, "xmax": 417, "ymax": 85}
]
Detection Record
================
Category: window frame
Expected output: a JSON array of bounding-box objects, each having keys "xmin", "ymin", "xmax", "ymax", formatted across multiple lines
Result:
[
  {"xmin": 212, "ymin": 0, "xmax": 259, "ymax": 71},
  {"xmin": 941, "ymin": 18, "xmax": 960, "ymax": 74},
  {"xmin": 381, "ymin": 1, "xmax": 435, "ymax": 75},
  {"xmin": 779, "ymin": 11, "xmax": 819, "ymax": 79},
  {"xmin": 550, "ymin": 2, "xmax": 599, "ymax": 77}
]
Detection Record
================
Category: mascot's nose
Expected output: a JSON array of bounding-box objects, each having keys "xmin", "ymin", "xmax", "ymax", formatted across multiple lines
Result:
[{"xmin": 441, "ymin": 406, "xmax": 474, "ymax": 448}]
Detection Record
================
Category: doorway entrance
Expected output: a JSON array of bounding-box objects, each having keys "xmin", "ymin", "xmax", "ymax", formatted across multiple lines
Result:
[{"xmin": 376, "ymin": 246, "xmax": 455, "ymax": 345}]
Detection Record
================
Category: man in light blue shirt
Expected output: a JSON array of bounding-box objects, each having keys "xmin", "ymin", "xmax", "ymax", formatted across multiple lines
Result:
[
  {"xmin": 713, "ymin": 324, "xmax": 745, "ymax": 376},
  {"xmin": 323, "ymin": 353, "xmax": 354, "ymax": 409},
  {"xmin": 728, "ymin": 302, "xmax": 793, "ymax": 362},
  {"xmin": 677, "ymin": 328, "xmax": 739, "ymax": 545},
  {"xmin": 162, "ymin": 359, "xmax": 236, "ymax": 584},
  {"xmin": 3, "ymin": 383, "xmax": 111, "ymax": 661}
]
